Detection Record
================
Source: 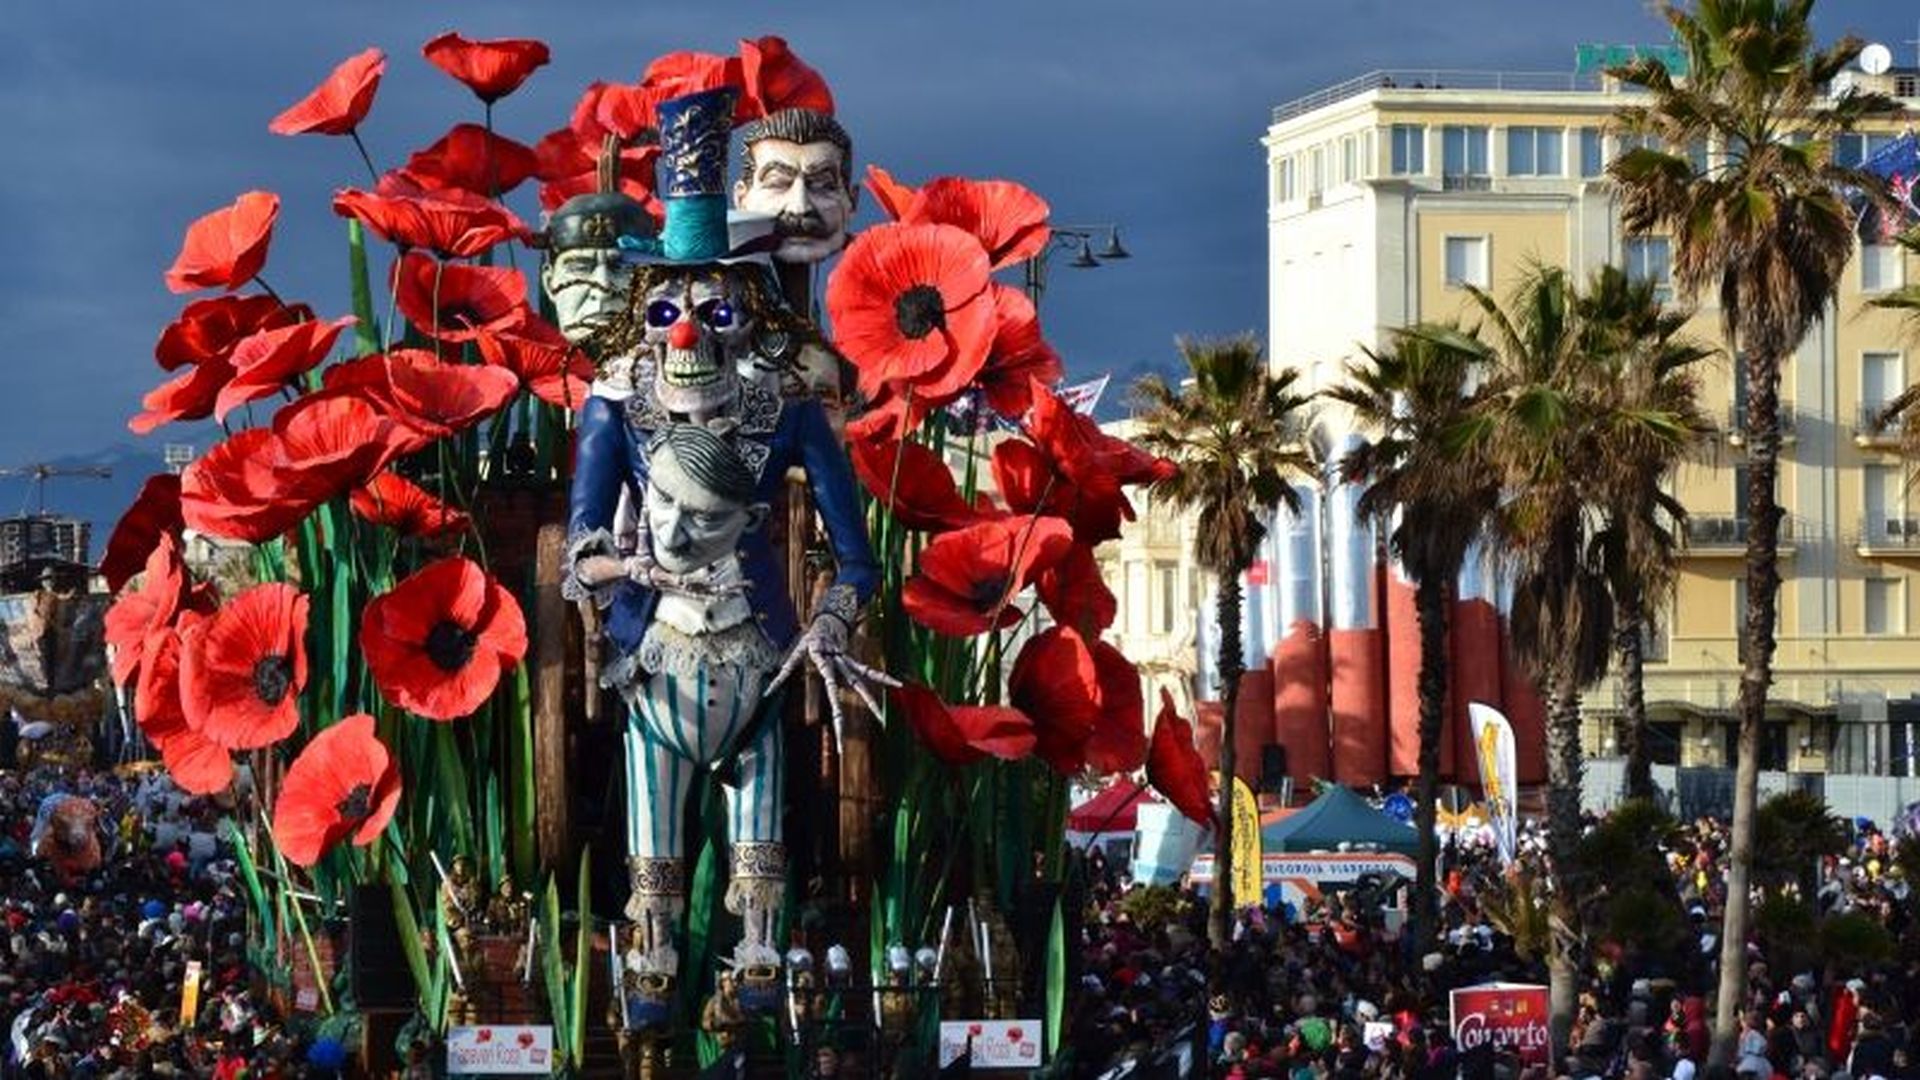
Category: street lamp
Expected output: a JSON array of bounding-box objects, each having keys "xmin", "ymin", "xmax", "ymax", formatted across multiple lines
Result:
[{"xmin": 1022, "ymin": 223, "xmax": 1130, "ymax": 312}]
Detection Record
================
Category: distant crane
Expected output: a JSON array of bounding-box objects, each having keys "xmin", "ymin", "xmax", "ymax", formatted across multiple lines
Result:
[{"xmin": 0, "ymin": 463, "xmax": 113, "ymax": 515}]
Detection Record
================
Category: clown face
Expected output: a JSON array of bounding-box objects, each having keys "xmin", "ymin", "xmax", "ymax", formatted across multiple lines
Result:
[
  {"xmin": 542, "ymin": 247, "xmax": 635, "ymax": 345},
  {"xmin": 641, "ymin": 270, "xmax": 755, "ymax": 416}
]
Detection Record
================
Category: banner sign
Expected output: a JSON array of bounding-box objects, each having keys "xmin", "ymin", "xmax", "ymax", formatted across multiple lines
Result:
[
  {"xmin": 1467, "ymin": 703, "xmax": 1518, "ymax": 865},
  {"xmin": 447, "ymin": 1026, "xmax": 554, "ymax": 1074},
  {"xmin": 1192, "ymin": 851, "xmax": 1415, "ymax": 913},
  {"xmin": 179, "ymin": 960, "xmax": 203, "ymax": 1027},
  {"xmin": 1450, "ymin": 984, "xmax": 1550, "ymax": 1067},
  {"xmin": 1229, "ymin": 776, "xmax": 1261, "ymax": 908},
  {"xmin": 939, "ymin": 1020, "xmax": 1045, "ymax": 1069}
]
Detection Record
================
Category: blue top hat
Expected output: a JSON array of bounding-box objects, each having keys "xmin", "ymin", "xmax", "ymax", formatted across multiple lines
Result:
[{"xmin": 618, "ymin": 87, "xmax": 778, "ymax": 267}]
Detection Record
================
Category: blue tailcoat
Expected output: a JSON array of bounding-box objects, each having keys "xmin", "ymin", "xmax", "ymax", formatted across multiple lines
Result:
[{"xmin": 567, "ymin": 386, "xmax": 877, "ymax": 674}]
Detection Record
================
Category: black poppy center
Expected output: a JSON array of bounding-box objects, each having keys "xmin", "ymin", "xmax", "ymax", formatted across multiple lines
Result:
[
  {"xmin": 335, "ymin": 783, "xmax": 373, "ymax": 823},
  {"xmin": 252, "ymin": 655, "xmax": 294, "ymax": 705},
  {"xmin": 894, "ymin": 285, "xmax": 946, "ymax": 340},
  {"xmin": 424, "ymin": 620, "xmax": 478, "ymax": 672},
  {"xmin": 970, "ymin": 576, "xmax": 1010, "ymax": 610}
]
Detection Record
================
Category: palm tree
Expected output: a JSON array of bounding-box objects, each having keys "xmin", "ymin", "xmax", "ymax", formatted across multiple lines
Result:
[
  {"xmin": 1577, "ymin": 267, "xmax": 1713, "ymax": 800},
  {"xmin": 1324, "ymin": 330, "xmax": 1499, "ymax": 952},
  {"xmin": 1134, "ymin": 335, "xmax": 1315, "ymax": 950},
  {"xmin": 1608, "ymin": 2, "xmax": 1897, "ymax": 1057}
]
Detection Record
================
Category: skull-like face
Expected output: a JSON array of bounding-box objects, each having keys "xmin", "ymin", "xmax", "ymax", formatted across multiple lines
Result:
[{"xmin": 642, "ymin": 270, "xmax": 755, "ymax": 416}]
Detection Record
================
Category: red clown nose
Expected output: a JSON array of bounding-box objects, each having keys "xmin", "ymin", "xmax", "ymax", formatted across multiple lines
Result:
[{"xmin": 668, "ymin": 320, "xmax": 700, "ymax": 350}]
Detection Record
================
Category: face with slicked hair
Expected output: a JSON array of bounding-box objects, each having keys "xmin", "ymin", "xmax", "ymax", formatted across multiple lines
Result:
[{"xmin": 644, "ymin": 433, "xmax": 767, "ymax": 576}]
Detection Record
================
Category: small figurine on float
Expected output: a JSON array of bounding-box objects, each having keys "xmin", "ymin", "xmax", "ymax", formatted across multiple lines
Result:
[{"xmin": 564, "ymin": 86, "xmax": 891, "ymax": 1024}]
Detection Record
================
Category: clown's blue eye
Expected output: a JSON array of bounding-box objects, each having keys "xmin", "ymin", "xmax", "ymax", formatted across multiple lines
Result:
[
  {"xmin": 697, "ymin": 299, "xmax": 736, "ymax": 329},
  {"xmin": 645, "ymin": 299, "xmax": 682, "ymax": 328}
]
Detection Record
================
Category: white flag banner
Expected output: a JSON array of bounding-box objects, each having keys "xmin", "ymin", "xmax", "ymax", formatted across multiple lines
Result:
[{"xmin": 1466, "ymin": 702, "xmax": 1518, "ymax": 865}]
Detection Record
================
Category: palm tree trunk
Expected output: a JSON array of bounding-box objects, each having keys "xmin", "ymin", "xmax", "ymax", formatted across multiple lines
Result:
[
  {"xmin": 1544, "ymin": 667, "xmax": 1584, "ymax": 1066},
  {"xmin": 1209, "ymin": 571, "xmax": 1245, "ymax": 951},
  {"xmin": 1617, "ymin": 587, "xmax": 1654, "ymax": 802},
  {"xmin": 1410, "ymin": 572, "xmax": 1449, "ymax": 952},
  {"xmin": 1714, "ymin": 348, "xmax": 1786, "ymax": 1065}
]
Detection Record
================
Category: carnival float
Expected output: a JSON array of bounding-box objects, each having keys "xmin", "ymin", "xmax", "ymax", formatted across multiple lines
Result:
[{"xmin": 103, "ymin": 31, "xmax": 1212, "ymax": 1076}]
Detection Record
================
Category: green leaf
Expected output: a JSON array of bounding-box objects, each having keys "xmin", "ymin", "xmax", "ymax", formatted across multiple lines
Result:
[
  {"xmin": 1044, "ymin": 895, "xmax": 1065, "ymax": 1061},
  {"xmin": 346, "ymin": 218, "xmax": 381, "ymax": 356},
  {"xmin": 508, "ymin": 665, "xmax": 536, "ymax": 888},
  {"xmin": 572, "ymin": 845, "xmax": 593, "ymax": 1069}
]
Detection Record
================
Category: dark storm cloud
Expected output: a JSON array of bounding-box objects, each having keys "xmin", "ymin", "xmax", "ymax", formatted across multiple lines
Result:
[{"xmin": 0, "ymin": 0, "xmax": 1901, "ymax": 468}]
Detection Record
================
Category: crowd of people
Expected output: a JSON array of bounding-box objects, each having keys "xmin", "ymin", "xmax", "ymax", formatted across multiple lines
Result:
[
  {"xmin": 1066, "ymin": 807, "xmax": 1918, "ymax": 1080},
  {"xmin": 0, "ymin": 766, "xmax": 350, "ymax": 1078}
]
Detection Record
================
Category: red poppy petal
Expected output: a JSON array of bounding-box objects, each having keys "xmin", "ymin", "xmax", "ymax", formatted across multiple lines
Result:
[
  {"xmin": 101, "ymin": 474, "xmax": 184, "ymax": 594},
  {"xmin": 159, "ymin": 727, "xmax": 234, "ymax": 796},
  {"xmin": 422, "ymin": 32, "xmax": 550, "ymax": 104},
  {"xmin": 903, "ymin": 177, "xmax": 1052, "ymax": 270},
  {"xmin": 864, "ymin": 165, "xmax": 918, "ymax": 222},
  {"xmin": 270, "ymin": 48, "xmax": 385, "ymax": 137},
  {"xmin": 214, "ymin": 316, "xmax": 355, "ymax": 422},
  {"xmin": 165, "ymin": 192, "xmax": 280, "ymax": 295},
  {"xmin": 1147, "ymin": 690, "xmax": 1214, "ymax": 828},
  {"xmin": 737, "ymin": 36, "xmax": 833, "ymax": 120}
]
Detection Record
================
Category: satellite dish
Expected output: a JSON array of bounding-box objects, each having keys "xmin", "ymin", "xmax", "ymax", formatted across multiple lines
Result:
[{"xmin": 1861, "ymin": 43, "xmax": 1893, "ymax": 76}]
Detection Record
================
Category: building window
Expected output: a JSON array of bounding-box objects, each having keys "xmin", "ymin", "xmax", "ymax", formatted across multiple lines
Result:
[
  {"xmin": 1506, "ymin": 126, "xmax": 1565, "ymax": 176},
  {"xmin": 1863, "ymin": 351, "xmax": 1903, "ymax": 414},
  {"xmin": 1341, "ymin": 135, "xmax": 1357, "ymax": 184},
  {"xmin": 1864, "ymin": 462, "xmax": 1902, "ymax": 528},
  {"xmin": 1126, "ymin": 562, "xmax": 1149, "ymax": 634},
  {"xmin": 1624, "ymin": 236, "xmax": 1673, "ymax": 301},
  {"xmin": 1579, "ymin": 128, "xmax": 1605, "ymax": 177},
  {"xmin": 1390, "ymin": 124, "xmax": 1426, "ymax": 175},
  {"xmin": 1157, "ymin": 564, "xmax": 1178, "ymax": 634},
  {"xmin": 1441, "ymin": 125, "xmax": 1490, "ymax": 177},
  {"xmin": 1835, "ymin": 132, "xmax": 1899, "ymax": 168},
  {"xmin": 1614, "ymin": 132, "xmax": 1658, "ymax": 164},
  {"xmin": 1310, "ymin": 146, "xmax": 1325, "ymax": 194},
  {"xmin": 1444, "ymin": 235, "xmax": 1489, "ymax": 288},
  {"xmin": 1861, "ymin": 243, "xmax": 1903, "ymax": 292},
  {"xmin": 1360, "ymin": 129, "xmax": 1375, "ymax": 179},
  {"xmin": 1272, "ymin": 157, "xmax": 1296, "ymax": 203},
  {"xmin": 1864, "ymin": 578, "xmax": 1902, "ymax": 635},
  {"xmin": 1687, "ymin": 138, "xmax": 1710, "ymax": 174}
]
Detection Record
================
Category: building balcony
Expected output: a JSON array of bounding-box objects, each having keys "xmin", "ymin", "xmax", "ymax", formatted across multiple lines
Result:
[
  {"xmin": 1856, "ymin": 515, "xmax": 1920, "ymax": 556},
  {"xmin": 1723, "ymin": 402, "xmax": 1797, "ymax": 448},
  {"xmin": 1683, "ymin": 514, "xmax": 1796, "ymax": 556},
  {"xmin": 1853, "ymin": 403, "xmax": 1905, "ymax": 449}
]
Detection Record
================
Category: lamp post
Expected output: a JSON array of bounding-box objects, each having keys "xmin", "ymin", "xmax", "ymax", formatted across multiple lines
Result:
[{"xmin": 1022, "ymin": 223, "xmax": 1130, "ymax": 313}]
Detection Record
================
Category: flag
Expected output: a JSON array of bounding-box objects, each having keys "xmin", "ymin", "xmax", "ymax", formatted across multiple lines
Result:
[{"xmin": 1466, "ymin": 702, "xmax": 1518, "ymax": 865}]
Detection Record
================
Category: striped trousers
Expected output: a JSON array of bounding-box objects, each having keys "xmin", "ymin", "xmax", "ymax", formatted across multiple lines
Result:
[{"xmin": 623, "ymin": 659, "xmax": 781, "ymax": 862}]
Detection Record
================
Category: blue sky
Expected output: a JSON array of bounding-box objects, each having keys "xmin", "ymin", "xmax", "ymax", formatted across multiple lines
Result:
[{"xmin": 0, "ymin": 0, "xmax": 1905, "ymax": 484}]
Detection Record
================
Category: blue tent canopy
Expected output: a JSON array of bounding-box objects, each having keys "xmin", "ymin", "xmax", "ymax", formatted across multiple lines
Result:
[{"xmin": 1260, "ymin": 784, "xmax": 1420, "ymax": 857}]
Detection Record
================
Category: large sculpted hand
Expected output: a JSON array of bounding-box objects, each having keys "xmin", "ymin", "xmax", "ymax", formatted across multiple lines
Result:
[{"xmin": 764, "ymin": 584, "xmax": 898, "ymax": 746}]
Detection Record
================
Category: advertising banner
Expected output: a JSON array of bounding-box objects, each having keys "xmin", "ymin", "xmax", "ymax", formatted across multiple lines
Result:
[
  {"xmin": 939, "ymin": 1020, "xmax": 1045, "ymax": 1069},
  {"xmin": 1466, "ymin": 702, "xmax": 1519, "ymax": 865},
  {"xmin": 1450, "ymin": 984, "xmax": 1550, "ymax": 1067},
  {"xmin": 446, "ymin": 1026, "xmax": 554, "ymax": 1074}
]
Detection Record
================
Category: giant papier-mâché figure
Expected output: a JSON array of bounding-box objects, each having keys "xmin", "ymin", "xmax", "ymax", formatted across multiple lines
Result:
[{"xmin": 563, "ymin": 87, "xmax": 889, "ymax": 1021}]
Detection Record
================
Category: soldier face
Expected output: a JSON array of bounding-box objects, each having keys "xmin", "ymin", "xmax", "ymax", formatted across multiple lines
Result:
[
  {"xmin": 542, "ymin": 247, "xmax": 635, "ymax": 345},
  {"xmin": 734, "ymin": 138, "xmax": 856, "ymax": 264}
]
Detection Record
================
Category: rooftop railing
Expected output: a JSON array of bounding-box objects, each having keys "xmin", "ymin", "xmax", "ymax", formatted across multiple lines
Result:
[{"xmin": 1271, "ymin": 69, "xmax": 1612, "ymax": 125}]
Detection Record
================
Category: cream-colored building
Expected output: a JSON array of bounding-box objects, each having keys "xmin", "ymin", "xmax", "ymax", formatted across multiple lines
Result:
[{"xmin": 1262, "ymin": 63, "xmax": 1920, "ymax": 777}]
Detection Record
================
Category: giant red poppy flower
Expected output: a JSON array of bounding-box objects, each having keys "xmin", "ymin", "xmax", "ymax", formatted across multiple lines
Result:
[
  {"xmin": 864, "ymin": 165, "xmax": 918, "ymax": 222},
  {"xmin": 1009, "ymin": 626, "xmax": 1101, "ymax": 774},
  {"xmin": 847, "ymin": 427, "xmax": 996, "ymax": 533},
  {"xmin": 269, "ymin": 48, "xmax": 385, "ymax": 136},
  {"xmin": 212, "ymin": 316, "xmax": 355, "ymax": 422},
  {"xmin": 392, "ymin": 252, "xmax": 534, "ymax": 343},
  {"xmin": 270, "ymin": 393, "xmax": 400, "ymax": 504},
  {"xmin": 165, "ymin": 192, "xmax": 280, "ymax": 294},
  {"xmin": 476, "ymin": 330, "xmax": 592, "ymax": 408},
  {"xmin": 640, "ymin": 49, "xmax": 745, "ymax": 119},
  {"xmin": 737, "ymin": 36, "xmax": 833, "ymax": 120},
  {"xmin": 350, "ymin": 472, "xmax": 470, "ymax": 538},
  {"xmin": 129, "ymin": 357, "xmax": 235, "ymax": 435},
  {"xmin": 893, "ymin": 682, "xmax": 1034, "ymax": 767},
  {"xmin": 1028, "ymin": 382, "xmax": 1176, "ymax": 492},
  {"xmin": 179, "ymin": 583, "xmax": 308, "ymax": 751},
  {"xmin": 362, "ymin": 557, "xmax": 527, "ymax": 720},
  {"xmin": 328, "ymin": 350, "xmax": 519, "ymax": 451},
  {"xmin": 900, "ymin": 178, "xmax": 1051, "ymax": 271},
  {"xmin": 104, "ymin": 534, "xmax": 190, "ymax": 686},
  {"xmin": 180, "ymin": 429, "xmax": 320, "ymax": 544},
  {"xmin": 393, "ymin": 124, "xmax": 541, "ymax": 198},
  {"xmin": 532, "ymin": 128, "xmax": 661, "ymax": 217},
  {"xmin": 825, "ymin": 223, "xmax": 996, "ymax": 401},
  {"xmin": 1083, "ymin": 640, "xmax": 1146, "ymax": 774},
  {"xmin": 579, "ymin": 81, "xmax": 670, "ymax": 141},
  {"xmin": 990, "ymin": 436, "xmax": 1126, "ymax": 546},
  {"xmin": 1035, "ymin": 541, "xmax": 1116, "ymax": 635},
  {"xmin": 422, "ymin": 32, "xmax": 550, "ymax": 104},
  {"xmin": 136, "ymin": 620, "xmax": 235, "ymax": 796},
  {"xmin": 334, "ymin": 181, "xmax": 526, "ymax": 258},
  {"xmin": 1146, "ymin": 689, "xmax": 1214, "ymax": 828},
  {"xmin": 977, "ymin": 284, "xmax": 1062, "ymax": 418},
  {"xmin": 100, "ymin": 474, "xmax": 184, "ymax": 594},
  {"xmin": 902, "ymin": 515, "xmax": 1072, "ymax": 636},
  {"xmin": 155, "ymin": 295, "xmax": 312, "ymax": 371},
  {"xmin": 271, "ymin": 713, "xmax": 402, "ymax": 868}
]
